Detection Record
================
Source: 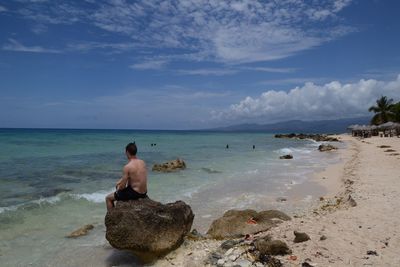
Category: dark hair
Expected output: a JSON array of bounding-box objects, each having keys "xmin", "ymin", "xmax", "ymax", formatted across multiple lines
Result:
[{"xmin": 125, "ymin": 142, "xmax": 137, "ymax": 156}]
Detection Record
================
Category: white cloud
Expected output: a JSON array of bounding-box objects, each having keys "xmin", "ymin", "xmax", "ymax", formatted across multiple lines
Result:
[
  {"xmin": 2, "ymin": 38, "xmax": 61, "ymax": 53},
  {"xmin": 130, "ymin": 60, "xmax": 168, "ymax": 70},
  {"xmin": 213, "ymin": 74, "xmax": 400, "ymax": 123},
  {"xmin": 12, "ymin": 0, "xmax": 354, "ymax": 64},
  {"xmin": 0, "ymin": 5, "xmax": 7, "ymax": 12},
  {"xmin": 176, "ymin": 68, "xmax": 238, "ymax": 76},
  {"xmin": 241, "ymin": 67, "xmax": 296, "ymax": 73}
]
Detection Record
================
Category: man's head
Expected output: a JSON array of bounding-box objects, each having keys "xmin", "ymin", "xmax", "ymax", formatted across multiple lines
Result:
[{"xmin": 125, "ymin": 142, "xmax": 137, "ymax": 157}]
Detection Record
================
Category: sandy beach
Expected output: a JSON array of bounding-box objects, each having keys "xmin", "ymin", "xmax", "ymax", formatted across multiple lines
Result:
[{"xmin": 154, "ymin": 134, "xmax": 400, "ymax": 267}]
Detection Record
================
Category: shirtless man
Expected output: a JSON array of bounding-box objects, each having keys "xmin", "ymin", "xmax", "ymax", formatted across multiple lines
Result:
[{"xmin": 105, "ymin": 142, "xmax": 148, "ymax": 211}]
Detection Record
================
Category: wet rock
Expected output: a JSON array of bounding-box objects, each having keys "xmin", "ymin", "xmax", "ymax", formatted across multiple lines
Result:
[
  {"xmin": 255, "ymin": 237, "xmax": 291, "ymax": 256},
  {"xmin": 293, "ymin": 231, "xmax": 310, "ymax": 243},
  {"xmin": 279, "ymin": 154, "xmax": 293, "ymax": 159},
  {"xmin": 105, "ymin": 198, "xmax": 194, "ymax": 262},
  {"xmin": 207, "ymin": 209, "xmax": 290, "ymax": 240},
  {"xmin": 318, "ymin": 144, "xmax": 337, "ymax": 152},
  {"xmin": 66, "ymin": 224, "xmax": 94, "ymax": 238},
  {"xmin": 152, "ymin": 158, "xmax": 186, "ymax": 172}
]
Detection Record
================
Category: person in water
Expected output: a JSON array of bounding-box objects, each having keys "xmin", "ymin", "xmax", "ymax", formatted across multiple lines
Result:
[{"xmin": 105, "ymin": 142, "xmax": 148, "ymax": 211}]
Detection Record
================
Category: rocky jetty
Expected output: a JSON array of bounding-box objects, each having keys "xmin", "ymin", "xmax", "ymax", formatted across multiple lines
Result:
[
  {"xmin": 105, "ymin": 198, "xmax": 194, "ymax": 262},
  {"xmin": 279, "ymin": 154, "xmax": 293, "ymax": 159},
  {"xmin": 207, "ymin": 209, "xmax": 290, "ymax": 240},
  {"xmin": 318, "ymin": 144, "xmax": 337, "ymax": 152},
  {"xmin": 152, "ymin": 158, "xmax": 186, "ymax": 172},
  {"xmin": 274, "ymin": 133, "xmax": 339, "ymax": 142}
]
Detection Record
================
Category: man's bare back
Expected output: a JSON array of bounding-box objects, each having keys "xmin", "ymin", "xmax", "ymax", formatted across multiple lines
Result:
[
  {"xmin": 118, "ymin": 158, "xmax": 147, "ymax": 194},
  {"xmin": 106, "ymin": 142, "xmax": 148, "ymax": 211}
]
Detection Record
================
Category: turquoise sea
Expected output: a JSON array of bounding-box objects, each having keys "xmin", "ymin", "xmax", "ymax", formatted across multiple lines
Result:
[{"xmin": 0, "ymin": 129, "xmax": 341, "ymax": 266}]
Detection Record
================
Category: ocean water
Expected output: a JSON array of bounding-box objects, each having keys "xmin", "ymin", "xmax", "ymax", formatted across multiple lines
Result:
[{"xmin": 0, "ymin": 129, "xmax": 340, "ymax": 266}]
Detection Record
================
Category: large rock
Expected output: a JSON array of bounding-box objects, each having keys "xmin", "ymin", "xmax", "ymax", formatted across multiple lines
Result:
[
  {"xmin": 152, "ymin": 158, "xmax": 186, "ymax": 172},
  {"xmin": 206, "ymin": 209, "xmax": 290, "ymax": 240},
  {"xmin": 318, "ymin": 144, "xmax": 337, "ymax": 152},
  {"xmin": 105, "ymin": 198, "xmax": 194, "ymax": 261}
]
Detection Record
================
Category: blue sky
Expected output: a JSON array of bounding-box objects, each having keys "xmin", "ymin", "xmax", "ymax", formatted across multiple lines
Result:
[{"xmin": 1, "ymin": 0, "xmax": 400, "ymax": 129}]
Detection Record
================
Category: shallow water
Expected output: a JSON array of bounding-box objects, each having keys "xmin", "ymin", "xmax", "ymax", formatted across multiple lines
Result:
[{"xmin": 0, "ymin": 129, "xmax": 340, "ymax": 266}]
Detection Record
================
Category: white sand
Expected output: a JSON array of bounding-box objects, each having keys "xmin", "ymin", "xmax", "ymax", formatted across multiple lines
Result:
[{"xmin": 155, "ymin": 135, "xmax": 400, "ymax": 266}]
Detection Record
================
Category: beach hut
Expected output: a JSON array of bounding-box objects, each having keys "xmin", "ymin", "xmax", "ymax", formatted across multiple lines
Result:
[{"xmin": 377, "ymin": 122, "xmax": 400, "ymax": 137}]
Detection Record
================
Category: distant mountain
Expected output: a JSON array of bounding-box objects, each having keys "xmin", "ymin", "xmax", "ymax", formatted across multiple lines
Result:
[{"xmin": 207, "ymin": 117, "xmax": 370, "ymax": 133}]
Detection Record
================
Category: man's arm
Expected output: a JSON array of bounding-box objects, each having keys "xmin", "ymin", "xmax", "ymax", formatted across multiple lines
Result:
[{"xmin": 116, "ymin": 166, "xmax": 129, "ymax": 191}]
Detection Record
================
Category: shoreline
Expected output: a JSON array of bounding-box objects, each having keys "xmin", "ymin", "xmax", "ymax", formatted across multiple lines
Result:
[{"xmin": 154, "ymin": 134, "xmax": 400, "ymax": 266}]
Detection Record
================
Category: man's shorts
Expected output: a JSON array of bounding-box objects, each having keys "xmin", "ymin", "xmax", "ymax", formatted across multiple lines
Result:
[{"xmin": 114, "ymin": 186, "xmax": 147, "ymax": 201}]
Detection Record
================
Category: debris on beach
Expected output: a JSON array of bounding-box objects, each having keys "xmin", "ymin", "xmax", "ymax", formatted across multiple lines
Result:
[
  {"xmin": 66, "ymin": 224, "xmax": 94, "ymax": 238},
  {"xmin": 152, "ymin": 158, "xmax": 186, "ymax": 172}
]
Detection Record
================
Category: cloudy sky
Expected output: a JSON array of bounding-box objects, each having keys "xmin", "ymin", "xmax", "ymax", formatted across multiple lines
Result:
[{"xmin": 1, "ymin": 0, "xmax": 400, "ymax": 129}]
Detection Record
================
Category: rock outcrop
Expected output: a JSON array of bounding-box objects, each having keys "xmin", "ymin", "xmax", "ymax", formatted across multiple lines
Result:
[
  {"xmin": 318, "ymin": 144, "xmax": 337, "ymax": 152},
  {"xmin": 206, "ymin": 209, "xmax": 290, "ymax": 240},
  {"xmin": 152, "ymin": 158, "xmax": 186, "ymax": 172},
  {"xmin": 105, "ymin": 198, "xmax": 194, "ymax": 262},
  {"xmin": 275, "ymin": 133, "xmax": 339, "ymax": 142},
  {"xmin": 279, "ymin": 154, "xmax": 293, "ymax": 159}
]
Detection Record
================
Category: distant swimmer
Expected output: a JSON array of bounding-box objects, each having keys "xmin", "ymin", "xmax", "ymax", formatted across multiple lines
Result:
[
  {"xmin": 226, "ymin": 144, "xmax": 229, "ymax": 149},
  {"xmin": 253, "ymin": 145, "xmax": 255, "ymax": 149}
]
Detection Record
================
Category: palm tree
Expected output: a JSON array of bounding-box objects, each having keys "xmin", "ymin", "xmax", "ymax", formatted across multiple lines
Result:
[
  {"xmin": 391, "ymin": 102, "xmax": 400, "ymax": 122},
  {"xmin": 368, "ymin": 96, "xmax": 394, "ymax": 125}
]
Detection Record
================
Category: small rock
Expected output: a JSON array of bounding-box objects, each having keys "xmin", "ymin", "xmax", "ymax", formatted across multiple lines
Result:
[
  {"xmin": 347, "ymin": 195, "xmax": 357, "ymax": 207},
  {"xmin": 318, "ymin": 144, "xmax": 337, "ymax": 152},
  {"xmin": 259, "ymin": 254, "xmax": 283, "ymax": 267},
  {"xmin": 225, "ymin": 248, "xmax": 234, "ymax": 256},
  {"xmin": 279, "ymin": 154, "xmax": 293, "ymax": 159},
  {"xmin": 367, "ymin": 250, "xmax": 378, "ymax": 256},
  {"xmin": 255, "ymin": 237, "xmax": 291, "ymax": 256},
  {"xmin": 302, "ymin": 262, "xmax": 314, "ymax": 267},
  {"xmin": 276, "ymin": 197, "xmax": 287, "ymax": 202},
  {"xmin": 234, "ymin": 259, "xmax": 252, "ymax": 267},
  {"xmin": 187, "ymin": 228, "xmax": 205, "ymax": 240},
  {"xmin": 217, "ymin": 259, "xmax": 225, "ymax": 266},
  {"xmin": 220, "ymin": 240, "xmax": 239, "ymax": 250},
  {"xmin": 293, "ymin": 231, "xmax": 310, "ymax": 243},
  {"xmin": 66, "ymin": 224, "xmax": 94, "ymax": 238},
  {"xmin": 229, "ymin": 254, "xmax": 238, "ymax": 261},
  {"xmin": 320, "ymin": 235, "xmax": 327, "ymax": 241}
]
